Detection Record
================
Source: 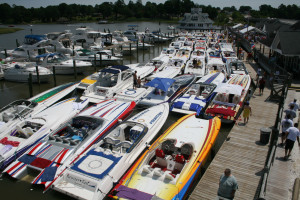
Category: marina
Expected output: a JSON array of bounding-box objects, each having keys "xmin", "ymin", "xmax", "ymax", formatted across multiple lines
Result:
[{"xmin": 0, "ymin": 2, "xmax": 299, "ymax": 200}]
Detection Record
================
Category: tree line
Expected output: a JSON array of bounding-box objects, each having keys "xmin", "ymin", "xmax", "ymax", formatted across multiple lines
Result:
[{"xmin": 0, "ymin": 0, "xmax": 299, "ymax": 24}]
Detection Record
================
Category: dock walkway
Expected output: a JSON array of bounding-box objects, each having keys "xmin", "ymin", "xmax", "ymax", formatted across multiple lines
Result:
[{"xmin": 189, "ymin": 61, "xmax": 279, "ymax": 200}]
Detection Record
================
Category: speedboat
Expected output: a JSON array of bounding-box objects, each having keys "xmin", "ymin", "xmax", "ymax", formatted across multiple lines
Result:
[
  {"xmin": 169, "ymin": 41, "xmax": 183, "ymax": 50},
  {"xmin": 139, "ymin": 74, "xmax": 196, "ymax": 107},
  {"xmin": 171, "ymin": 72, "xmax": 225, "ymax": 115},
  {"xmin": 82, "ymin": 65, "xmax": 151, "ymax": 103},
  {"xmin": 226, "ymin": 59, "xmax": 248, "ymax": 77},
  {"xmin": 109, "ymin": 114, "xmax": 221, "ymax": 200},
  {"xmin": 36, "ymin": 53, "xmax": 92, "ymax": 75},
  {"xmin": 46, "ymin": 31, "xmax": 73, "ymax": 55},
  {"xmin": 0, "ymin": 82, "xmax": 79, "ymax": 134},
  {"xmin": 206, "ymin": 58, "xmax": 227, "ymax": 76},
  {"xmin": 3, "ymin": 99, "xmax": 136, "ymax": 190},
  {"xmin": 184, "ymin": 58, "xmax": 205, "ymax": 77},
  {"xmin": 160, "ymin": 47, "xmax": 177, "ymax": 58},
  {"xmin": 1, "ymin": 35, "xmax": 50, "ymax": 61},
  {"xmin": 173, "ymin": 47, "xmax": 192, "ymax": 62},
  {"xmin": 0, "ymin": 98, "xmax": 89, "ymax": 169},
  {"xmin": 204, "ymin": 74, "xmax": 251, "ymax": 123},
  {"xmin": 3, "ymin": 62, "xmax": 52, "ymax": 83},
  {"xmin": 52, "ymin": 103, "xmax": 169, "ymax": 200},
  {"xmin": 207, "ymin": 48, "xmax": 221, "ymax": 61},
  {"xmin": 143, "ymin": 55, "xmax": 170, "ymax": 73}
]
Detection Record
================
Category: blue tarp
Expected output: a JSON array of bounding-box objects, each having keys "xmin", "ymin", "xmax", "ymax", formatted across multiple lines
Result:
[
  {"xmin": 19, "ymin": 154, "xmax": 36, "ymax": 164},
  {"xmin": 145, "ymin": 78, "xmax": 175, "ymax": 92},
  {"xmin": 71, "ymin": 149, "xmax": 121, "ymax": 179}
]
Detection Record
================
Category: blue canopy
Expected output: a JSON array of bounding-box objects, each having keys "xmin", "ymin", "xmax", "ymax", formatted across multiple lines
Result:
[
  {"xmin": 100, "ymin": 68, "xmax": 120, "ymax": 74},
  {"xmin": 111, "ymin": 65, "xmax": 129, "ymax": 71},
  {"xmin": 25, "ymin": 35, "xmax": 47, "ymax": 41},
  {"xmin": 36, "ymin": 53, "xmax": 60, "ymax": 58},
  {"xmin": 145, "ymin": 78, "xmax": 175, "ymax": 92}
]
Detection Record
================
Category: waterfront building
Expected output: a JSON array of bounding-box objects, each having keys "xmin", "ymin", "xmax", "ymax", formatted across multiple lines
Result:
[{"xmin": 178, "ymin": 8, "xmax": 220, "ymax": 31}]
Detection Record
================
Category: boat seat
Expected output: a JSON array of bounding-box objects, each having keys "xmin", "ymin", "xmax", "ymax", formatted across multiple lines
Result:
[
  {"xmin": 49, "ymin": 135, "xmax": 55, "ymax": 140},
  {"xmin": 180, "ymin": 143, "xmax": 193, "ymax": 160},
  {"xmin": 155, "ymin": 148, "xmax": 167, "ymax": 169},
  {"xmin": 55, "ymin": 136, "xmax": 63, "ymax": 142},
  {"xmin": 2, "ymin": 112, "xmax": 14, "ymax": 122},
  {"xmin": 16, "ymin": 125, "xmax": 29, "ymax": 138},
  {"xmin": 112, "ymin": 125, "xmax": 126, "ymax": 141},
  {"xmin": 174, "ymin": 154, "xmax": 185, "ymax": 173},
  {"xmin": 232, "ymin": 95, "xmax": 240, "ymax": 104},
  {"xmin": 16, "ymin": 105, "xmax": 27, "ymax": 113},
  {"xmin": 70, "ymin": 139, "xmax": 80, "ymax": 146},
  {"xmin": 139, "ymin": 164, "xmax": 152, "ymax": 174},
  {"xmin": 105, "ymin": 136, "xmax": 120, "ymax": 146},
  {"xmin": 129, "ymin": 126, "xmax": 143, "ymax": 141},
  {"xmin": 24, "ymin": 127, "xmax": 34, "ymax": 136}
]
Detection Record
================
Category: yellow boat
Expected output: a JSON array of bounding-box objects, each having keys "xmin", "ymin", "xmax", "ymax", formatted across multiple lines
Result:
[{"xmin": 110, "ymin": 114, "xmax": 221, "ymax": 200}]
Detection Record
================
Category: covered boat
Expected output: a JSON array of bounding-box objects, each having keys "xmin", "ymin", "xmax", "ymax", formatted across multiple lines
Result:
[
  {"xmin": 139, "ymin": 74, "xmax": 196, "ymax": 107},
  {"xmin": 171, "ymin": 72, "xmax": 225, "ymax": 115},
  {"xmin": 205, "ymin": 74, "xmax": 251, "ymax": 123},
  {"xmin": 3, "ymin": 100, "xmax": 136, "ymax": 190},
  {"xmin": 109, "ymin": 114, "xmax": 221, "ymax": 200},
  {"xmin": 52, "ymin": 103, "xmax": 169, "ymax": 200}
]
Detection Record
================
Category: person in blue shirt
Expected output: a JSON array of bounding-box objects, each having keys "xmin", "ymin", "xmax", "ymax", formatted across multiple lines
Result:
[{"xmin": 217, "ymin": 168, "xmax": 238, "ymax": 200}]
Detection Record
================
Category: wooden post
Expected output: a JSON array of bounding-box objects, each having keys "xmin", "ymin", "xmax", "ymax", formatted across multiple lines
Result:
[
  {"xmin": 130, "ymin": 43, "xmax": 132, "ymax": 56},
  {"xmin": 73, "ymin": 60, "xmax": 77, "ymax": 80},
  {"xmin": 27, "ymin": 50, "xmax": 30, "ymax": 60},
  {"xmin": 53, "ymin": 66, "xmax": 57, "ymax": 87},
  {"xmin": 111, "ymin": 48, "xmax": 114, "ymax": 56},
  {"xmin": 16, "ymin": 39, "xmax": 19, "ymax": 47},
  {"xmin": 81, "ymin": 41, "xmax": 84, "ymax": 48},
  {"xmin": 4, "ymin": 49, "xmax": 7, "ymax": 58},
  {"xmin": 28, "ymin": 73, "xmax": 33, "ymax": 98},
  {"xmin": 94, "ymin": 54, "xmax": 97, "ymax": 70},
  {"xmin": 35, "ymin": 65, "xmax": 40, "ymax": 85},
  {"xmin": 143, "ymin": 38, "xmax": 145, "ymax": 52},
  {"xmin": 136, "ymin": 39, "xmax": 139, "ymax": 57},
  {"xmin": 73, "ymin": 45, "xmax": 75, "ymax": 56},
  {"xmin": 100, "ymin": 53, "xmax": 102, "ymax": 68},
  {"xmin": 54, "ymin": 45, "xmax": 56, "ymax": 52}
]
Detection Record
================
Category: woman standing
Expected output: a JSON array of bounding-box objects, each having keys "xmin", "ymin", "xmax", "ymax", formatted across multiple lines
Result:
[{"xmin": 259, "ymin": 77, "xmax": 266, "ymax": 95}]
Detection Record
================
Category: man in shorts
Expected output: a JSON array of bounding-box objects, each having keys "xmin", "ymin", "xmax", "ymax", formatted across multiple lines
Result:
[
  {"xmin": 284, "ymin": 123, "xmax": 300, "ymax": 160},
  {"xmin": 281, "ymin": 114, "xmax": 293, "ymax": 145}
]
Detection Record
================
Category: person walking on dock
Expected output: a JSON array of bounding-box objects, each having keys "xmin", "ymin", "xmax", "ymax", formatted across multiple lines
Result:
[
  {"xmin": 289, "ymin": 99, "xmax": 299, "ymax": 112},
  {"xmin": 280, "ymin": 114, "xmax": 293, "ymax": 146},
  {"xmin": 243, "ymin": 101, "xmax": 252, "ymax": 124},
  {"xmin": 217, "ymin": 168, "xmax": 238, "ymax": 200},
  {"xmin": 258, "ymin": 77, "xmax": 265, "ymax": 95},
  {"xmin": 284, "ymin": 123, "xmax": 300, "ymax": 160},
  {"xmin": 284, "ymin": 104, "xmax": 297, "ymax": 121}
]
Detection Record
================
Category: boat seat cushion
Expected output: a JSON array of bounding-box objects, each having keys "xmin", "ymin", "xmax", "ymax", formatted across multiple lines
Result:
[
  {"xmin": 41, "ymin": 166, "xmax": 58, "ymax": 182},
  {"xmin": 19, "ymin": 154, "xmax": 37, "ymax": 165},
  {"xmin": 155, "ymin": 148, "xmax": 165, "ymax": 158}
]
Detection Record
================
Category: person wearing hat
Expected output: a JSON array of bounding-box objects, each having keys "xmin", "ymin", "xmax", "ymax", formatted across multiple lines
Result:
[{"xmin": 243, "ymin": 101, "xmax": 252, "ymax": 124}]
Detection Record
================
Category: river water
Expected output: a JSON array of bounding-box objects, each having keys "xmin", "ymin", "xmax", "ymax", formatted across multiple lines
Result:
[{"xmin": 0, "ymin": 22, "xmax": 233, "ymax": 199}]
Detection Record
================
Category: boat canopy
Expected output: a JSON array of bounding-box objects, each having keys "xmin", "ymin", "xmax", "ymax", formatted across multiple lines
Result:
[
  {"xmin": 36, "ymin": 53, "xmax": 62, "ymax": 58},
  {"xmin": 25, "ymin": 35, "xmax": 47, "ymax": 41},
  {"xmin": 111, "ymin": 65, "xmax": 129, "ymax": 71},
  {"xmin": 214, "ymin": 83, "xmax": 243, "ymax": 95},
  {"xmin": 100, "ymin": 68, "xmax": 121, "ymax": 74}
]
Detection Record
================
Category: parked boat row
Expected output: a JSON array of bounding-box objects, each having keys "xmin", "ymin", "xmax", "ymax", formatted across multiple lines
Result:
[{"xmin": 0, "ymin": 30, "xmax": 251, "ymax": 200}]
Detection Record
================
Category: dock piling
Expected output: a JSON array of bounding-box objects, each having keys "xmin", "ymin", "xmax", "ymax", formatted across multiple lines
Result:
[
  {"xmin": 53, "ymin": 66, "xmax": 57, "ymax": 87},
  {"xmin": 35, "ymin": 65, "xmax": 40, "ymax": 85},
  {"xmin": 73, "ymin": 60, "xmax": 77, "ymax": 80},
  {"xmin": 28, "ymin": 73, "xmax": 33, "ymax": 98}
]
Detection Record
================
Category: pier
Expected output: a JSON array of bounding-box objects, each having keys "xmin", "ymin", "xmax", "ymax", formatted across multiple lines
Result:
[{"xmin": 189, "ymin": 61, "xmax": 281, "ymax": 199}]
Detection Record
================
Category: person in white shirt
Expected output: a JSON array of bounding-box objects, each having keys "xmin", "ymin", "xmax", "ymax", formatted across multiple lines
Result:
[
  {"xmin": 289, "ymin": 99, "xmax": 299, "ymax": 112},
  {"xmin": 281, "ymin": 114, "xmax": 293, "ymax": 145},
  {"xmin": 284, "ymin": 123, "xmax": 300, "ymax": 159}
]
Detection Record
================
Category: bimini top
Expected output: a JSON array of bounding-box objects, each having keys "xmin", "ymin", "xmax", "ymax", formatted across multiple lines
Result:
[
  {"xmin": 35, "ymin": 53, "xmax": 62, "ymax": 58},
  {"xmin": 100, "ymin": 65, "xmax": 130, "ymax": 74},
  {"xmin": 25, "ymin": 35, "xmax": 47, "ymax": 41}
]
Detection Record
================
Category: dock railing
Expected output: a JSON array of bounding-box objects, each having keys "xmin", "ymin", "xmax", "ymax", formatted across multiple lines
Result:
[{"xmin": 256, "ymin": 74, "xmax": 290, "ymax": 199}]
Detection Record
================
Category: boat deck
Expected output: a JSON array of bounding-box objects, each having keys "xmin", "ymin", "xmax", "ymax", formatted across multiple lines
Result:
[{"xmin": 189, "ymin": 61, "xmax": 279, "ymax": 199}]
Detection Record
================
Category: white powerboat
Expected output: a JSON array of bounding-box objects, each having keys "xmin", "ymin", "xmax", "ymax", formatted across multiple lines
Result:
[
  {"xmin": 52, "ymin": 103, "xmax": 169, "ymax": 200},
  {"xmin": 226, "ymin": 59, "xmax": 248, "ymax": 78},
  {"xmin": 171, "ymin": 72, "xmax": 225, "ymax": 115},
  {"xmin": 0, "ymin": 98, "xmax": 89, "ymax": 169},
  {"xmin": 3, "ymin": 100, "xmax": 136, "ymax": 190},
  {"xmin": 206, "ymin": 58, "xmax": 227, "ymax": 76},
  {"xmin": 3, "ymin": 62, "xmax": 52, "ymax": 83},
  {"xmin": 36, "ymin": 53, "xmax": 92, "ymax": 75},
  {"xmin": 184, "ymin": 58, "xmax": 205, "ymax": 77},
  {"xmin": 139, "ymin": 74, "xmax": 196, "ymax": 107}
]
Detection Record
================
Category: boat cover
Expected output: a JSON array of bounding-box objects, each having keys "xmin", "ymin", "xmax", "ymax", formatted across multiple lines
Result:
[{"xmin": 117, "ymin": 185, "xmax": 153, "ymax": 200}]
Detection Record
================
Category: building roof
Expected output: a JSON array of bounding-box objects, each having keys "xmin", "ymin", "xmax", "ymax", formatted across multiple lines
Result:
[{"xmin": 271, "ymin": 31, "xmax": 300, "ymax": 56}]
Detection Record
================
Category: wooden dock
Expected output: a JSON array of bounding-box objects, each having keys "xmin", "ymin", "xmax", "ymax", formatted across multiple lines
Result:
[{"xmin": 189, "ymin": 61, "xmax": 279, "ymax": 200}]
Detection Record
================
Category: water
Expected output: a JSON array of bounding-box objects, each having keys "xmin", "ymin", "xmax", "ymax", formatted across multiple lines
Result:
[{"xmin": 0, "ymin": 22, "xmax": 232, "ymax": 199}]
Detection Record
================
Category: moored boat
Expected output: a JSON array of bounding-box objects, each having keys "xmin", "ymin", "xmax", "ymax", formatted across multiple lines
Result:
[
  {"xmin": 52, "ymin": 103, "xmax": 169, "ymax": 200},
  {"xmin": 3, "ymin": 99, "xmax": 136, "ymax": 190},
  {"xmin": 204, "ymin": 74, "xmax": 251, "ymax": 123},
  {"xmin": 109, "ymin": 114, "xmax": 221, "ymax": 200}
]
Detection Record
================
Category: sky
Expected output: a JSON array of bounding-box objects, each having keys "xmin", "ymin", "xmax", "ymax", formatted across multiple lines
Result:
[{"xmin": 1, "ymin": 0, "xmax": 300, "ymax": 10}]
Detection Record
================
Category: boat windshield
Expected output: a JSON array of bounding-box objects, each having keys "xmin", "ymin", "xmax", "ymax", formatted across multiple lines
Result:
[
  {"xmin": 98, "ymin": 72, "xmax": 119, "ymax": 87},
  {"xmin": 48, "ymin": 116, "xmax": 106, "ymax": 146},
  {"xmin": 47, "ymin": 54, "xmax": 68, "ymax": 63}
]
